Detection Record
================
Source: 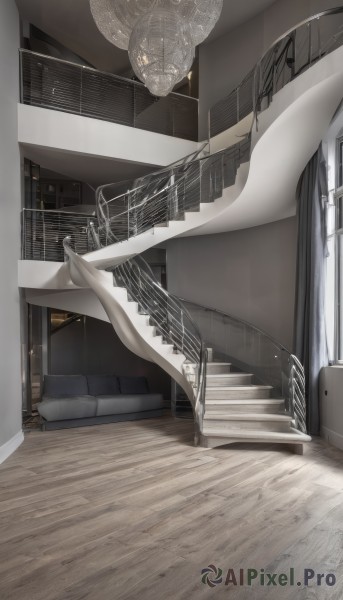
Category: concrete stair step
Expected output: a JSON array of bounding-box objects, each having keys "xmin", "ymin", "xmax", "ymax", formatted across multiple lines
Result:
[
  {"xmin": 201, "ymin": 427, "xmax": 312, "ymax": 449},
  {"xmin": 203, "ymin": 412, "xmax": 292, "ymax": 433},
  {"xmin": 206, "ymin": 373, "xmax": 253, "ymax": 386},
  {"xmin": 206, "ymin": 362, "xmax": 232, "ymax": 374},
  {"xmin": 205, "ymin": 399, "xmax": 285, "ymax": 414},
  {"xmin": 205, "ymin": 385, "xmax": 273, "ymax": 400}
]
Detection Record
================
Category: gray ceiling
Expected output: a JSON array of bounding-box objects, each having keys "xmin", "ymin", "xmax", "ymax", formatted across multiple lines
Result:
[
  {"xmin": 15, "ymin": 0, "xmax": 277, "ymax": 73},
  {"xmin": 21, "ymin": 145, "xmax": 157, "ymax": 188}
]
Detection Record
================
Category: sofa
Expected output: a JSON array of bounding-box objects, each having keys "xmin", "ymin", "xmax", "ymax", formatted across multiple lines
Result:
[{"xmin": 38, "ymin": 374, "xmax": 166, "ymax": 430}]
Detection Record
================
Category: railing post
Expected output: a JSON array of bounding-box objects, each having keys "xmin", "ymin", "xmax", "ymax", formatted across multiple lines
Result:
[
  {"xmin": 133, "ymin": 84, "xmax": 136, "ymax": 128},
  {"xmin": 317, "ymin": 16, "xmax": 322, "ymax": 59},
  {"xmin": 127, "ymin": 193, "xmax": 130, "ymax": 240},
  {"xmin": 308, "ymin": 20, "xmax": 312, "ymax": 67},
  {"xmin": 207, "ymin": 108, "xmax": 211, "ymax": 148},
  {"xmin": 42, "ymin": 211, "xmax": 46, "ymax": 262},
  {"xmin": 80, "ymin": 66, "xmax": 83, "ymax": 115},
  {"xmin": 19, "ymin": 50, "xmax": 24, "ymax": 104},
  {"xmin": 236, "ymin": 87, "xmax": 240, "ymax": 124},
  {"xmin": 172, "ymin": 97, "xmax": 175, "ymax": 138},
  {"xmin": 88, "ymin": 220, "xmax": 101, "ymax": 250}
]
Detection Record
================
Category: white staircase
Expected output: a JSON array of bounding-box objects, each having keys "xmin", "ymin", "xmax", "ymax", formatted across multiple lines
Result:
[
  {"xmin": 61, "ymin": 242, "xmax": 311, "ymax": 452},
  {"xmin": 201, "ymin": 360, "xmax": 310, "ymax": 451},
  {"xmin": 20, "ymin": 10, "xmax": 343, "ymax": 453}
]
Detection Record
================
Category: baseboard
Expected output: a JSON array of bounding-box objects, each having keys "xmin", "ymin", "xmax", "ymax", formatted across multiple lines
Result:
[
  {"xmin": 0, "ymin": 430, "xmax": 24, "ymax": 465},
  {"xmin": 321, "ymin": 426, "xmax": 343, "ymax": 451}
]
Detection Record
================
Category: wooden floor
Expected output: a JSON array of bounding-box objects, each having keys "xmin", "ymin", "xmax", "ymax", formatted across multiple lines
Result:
[{"xmin": 1, "ymin": 417, "xmax": 343, "ymax": 600}]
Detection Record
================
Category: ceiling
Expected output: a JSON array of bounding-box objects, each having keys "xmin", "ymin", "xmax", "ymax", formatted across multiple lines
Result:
[
  {"xmin": 21, "ymin": 145, "xmax": 156, "ymax": 188},
  {"xmin": 15, "ymin": 0, "xmax": 277, "ymax": 74}
]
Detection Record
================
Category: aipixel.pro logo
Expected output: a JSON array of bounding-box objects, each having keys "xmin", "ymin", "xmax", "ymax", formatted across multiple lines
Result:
[{"xmin": 201, "ymin": 566, "xmax": 337, "ymax": 588}]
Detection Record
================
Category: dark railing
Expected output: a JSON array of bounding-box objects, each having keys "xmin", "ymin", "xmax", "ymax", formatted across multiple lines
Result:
[
  {"xmin": 22, "ymin": 209, "xmax": 97, "ymax": 262},
  {"xmin": 210, "ymin": 7, "xmax": 343, "ymax": 137},
  {"xmin": 20, "ymin": 49, "xmax": 199, "ymax": 142}
]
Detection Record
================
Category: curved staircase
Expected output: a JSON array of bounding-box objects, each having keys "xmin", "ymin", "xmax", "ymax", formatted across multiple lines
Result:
[{"xmin": 20, "ymin": 8, "xmax": 343, "ymax": 451}]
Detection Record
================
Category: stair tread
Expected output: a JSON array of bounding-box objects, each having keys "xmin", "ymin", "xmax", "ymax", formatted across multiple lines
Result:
[
  {"xmin": 187, "ymin": 362, "xmax": 232, "ymax": 368},
  {"xmin": 206, "ymin": 399, "xmax": 284, "ymax": 405},
  {"xmin": 207, "ymin": 373, "xmax": 253, "ymax": 378},
  {"xmin": 202, "ymin": 427, "xmax": 311, "ymax": 442},
  {"xmin": 204, "ymin": 413, "xmax": 292, "ymax": 422},
  {"xmin": 206, "ymin": 385, "xmax": 272, "ymax": 391}
]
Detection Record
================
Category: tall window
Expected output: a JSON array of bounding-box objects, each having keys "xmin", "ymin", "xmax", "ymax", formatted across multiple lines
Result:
[{"xmin": 335, "ymin": 138, "xmax": 343, "ymax": 362}]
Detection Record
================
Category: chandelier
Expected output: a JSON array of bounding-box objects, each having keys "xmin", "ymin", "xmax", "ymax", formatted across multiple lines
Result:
[{"xmin": 90, "ymin": 0, "xmax": 223, "ymax": 96}]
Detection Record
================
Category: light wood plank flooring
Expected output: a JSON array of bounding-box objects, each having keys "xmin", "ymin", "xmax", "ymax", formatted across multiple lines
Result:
[{"xmin": 1, "ymin": 416, "xmax": 343, "ymax": 600}]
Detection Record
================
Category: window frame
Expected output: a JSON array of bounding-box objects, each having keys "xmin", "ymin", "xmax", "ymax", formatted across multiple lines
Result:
[{"xmin": 334, "ymin": 136, "xmax": 343, "ymax": 364}]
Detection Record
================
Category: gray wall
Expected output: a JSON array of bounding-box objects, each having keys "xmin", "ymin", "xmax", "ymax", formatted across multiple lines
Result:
[
  {"xmin": 50, "ymin": 317, "xmax": 171, "ymax": 400},
  {"xmin": 199, "ymin": 0, "xmax": 339, "ymax": 138},
  {"xmin": 0, "ymin": 0, "xmax": 22, "ymax": 448},
  {"xmin": 166, "ymin": 217, "xmax": 297, "ymax": 350}
]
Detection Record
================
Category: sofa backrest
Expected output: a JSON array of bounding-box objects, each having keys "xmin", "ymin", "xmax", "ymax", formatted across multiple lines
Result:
[
  {"xmin": 43, "ymin": 374, "xmax": 150, "ymax": 397},
  {"xmin": 86, "ymin": 375, "xmax": 120, "ymax": 396},
  {"xmin": 43, "ymin": 375, "xmax": 88, "ymax": 397},
  {"xmin": 119, "ymin": 376, "xmax": 149, "ymax": 395}
]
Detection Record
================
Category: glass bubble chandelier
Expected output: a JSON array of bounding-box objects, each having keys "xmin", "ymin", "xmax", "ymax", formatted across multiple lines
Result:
[{"xmin": 90, "ymin": 0, "xmax": 223, "ymax": 96}]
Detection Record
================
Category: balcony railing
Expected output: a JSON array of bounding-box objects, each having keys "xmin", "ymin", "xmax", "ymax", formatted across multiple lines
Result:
[
  {"xmin": 20, "ymin": 49, "xmax": 199, "ymax": 142},
  {"xmin": 22, "ymin": 209, "xmax": 97, "ymax": 262},
  {"xmin": 210, "ymin": 7, "xmax": 343, "ymax": 137}
]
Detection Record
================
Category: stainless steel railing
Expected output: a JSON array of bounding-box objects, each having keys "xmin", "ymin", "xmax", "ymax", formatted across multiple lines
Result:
[
  {"xmin": 180, "ymin": 298, "xmax": 307, "ymax": 434},
  {"xmin": 20, "ymin": 49, "xmax": 199, "ymax": 142},
  {"xmin": 107, "ymin": 253, "xmax": 207, "ymax": 436},
  {"xmin": 96, "ymin": 135, "xmax": 251, "ymax": 244},
  {"xmin": 210, "ymin": 6, "xmax": 343, "ymax": 137},
  {"xmin": 22, "ymin": 209, "xmax": 97, "ymax": 262}
]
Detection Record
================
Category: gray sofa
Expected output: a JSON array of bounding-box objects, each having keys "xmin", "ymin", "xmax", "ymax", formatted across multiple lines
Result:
[{"xmin": 38, "ymin": 374, "xmax": 166, "ymax": 430}]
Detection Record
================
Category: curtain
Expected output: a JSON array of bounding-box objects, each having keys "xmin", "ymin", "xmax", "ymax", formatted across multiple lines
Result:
[{"xmin": 293, "ymin": 145, "xmax": 328, "ymax": 436}]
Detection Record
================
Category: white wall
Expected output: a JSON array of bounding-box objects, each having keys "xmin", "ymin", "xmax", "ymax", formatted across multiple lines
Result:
[
  {"xmin": 0, "ymin": 0, "xmax": 23, "ymax": 461},
  {"xmin": 199, "ymin": 0, "xmax": 340, "ymax": 138},
  {"xmin": 18, "ymin": 105, "xmax": 198, "ymax": 168},
  {"xmin": 320, "ymin": 367, "xmax": 343, "ymax": 450},
  {"xmin": 166, "ymin": 217, "xmax": 298, "ymax": 349}
]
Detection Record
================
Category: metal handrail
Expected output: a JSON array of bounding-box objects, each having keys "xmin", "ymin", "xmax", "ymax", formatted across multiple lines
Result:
[
  {"xmin": 19, "ymin": 49, "xmax": 200, "ymax": 101},
  {"xmin": 179, "ymin": 297, "xmax": 307, "ymax": 434},
  {"xmin": 210, "ymin": 6, "xmax": 343, "ymax": 137},
  {"xmin": 20, "ymin": 49, "xmax": 199, "ymax": 142},
  {"xmin": 96, "ymin": 135, "xmax": 251, "ymax": 243},
  {"xmin": 178, "ymin": 296, "xmax": 290, "ymax": 353},
  {"xmin": 104, "ymin": 252, "xmax": 207, "ymax": 434},
  {"xmin": 21, "ymin": 208, "xmax": 97, "ymax": 261},
  {"xmin": 95, "ymin": 142, "xmax": 210, "ymax": 210}
]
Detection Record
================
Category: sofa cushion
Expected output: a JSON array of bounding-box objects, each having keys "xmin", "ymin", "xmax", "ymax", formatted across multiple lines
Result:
[
  {"xmin": 86, "ymin": 375, "xmax": 120, "ymax": 396},
  {"xmin": 119, "ymin": 376, "xmax": 149, "ymax": 395},
  {"xmin": 96, "ymin": 394, "xmax": 164, "ymax": 416},
  {"xmin": 38, "ymin": 396, "xmax": 97, "ymax": 421},
  {"xmin": 43, "ymin": 375, "xmax": 88, "ymax": 397}
]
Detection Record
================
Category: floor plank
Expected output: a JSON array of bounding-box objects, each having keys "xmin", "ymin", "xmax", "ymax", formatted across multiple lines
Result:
[{"xmin": 1, "ymin": 417, "xmax": 343, "ymax": 599}]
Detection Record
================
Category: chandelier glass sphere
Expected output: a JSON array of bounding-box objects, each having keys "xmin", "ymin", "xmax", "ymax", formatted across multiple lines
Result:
[
  {"xmin": 173, "ymin": 0, "xmax": 224, "ymax": 46},
  {"xmin": 90, "ymin": 0, "xmax": 223, "ymax": 96},
  {"xmin": 129, "ymin": 8, "xmax": 194, "ymax": 96},
  {"xmin": 90, "ymin": 0, "xmax": 130, "ymax": 50}
]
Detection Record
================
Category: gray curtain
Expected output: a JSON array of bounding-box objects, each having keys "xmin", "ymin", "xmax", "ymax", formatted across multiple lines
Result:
[{"xmin": 293, "ymin": 145, "xmax": 328, "ymax": 435}]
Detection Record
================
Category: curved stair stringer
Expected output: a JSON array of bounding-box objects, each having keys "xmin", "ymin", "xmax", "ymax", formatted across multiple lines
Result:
[
  {"xmin": 81, "ymin": 161, "xmax": 250, "ymax": 269},
  {"xmin": 64, "ymin": 243, "xmax": 196, "ymax": 405}
]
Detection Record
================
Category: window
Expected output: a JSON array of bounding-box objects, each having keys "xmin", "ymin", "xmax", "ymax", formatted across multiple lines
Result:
[
  {"xmin": 336, "ymin": 192, "xmax": 343, "ymax": 362},
  {"xmin": 334, "ymin": 138, "xmax": 343, "ymax": 363}
]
